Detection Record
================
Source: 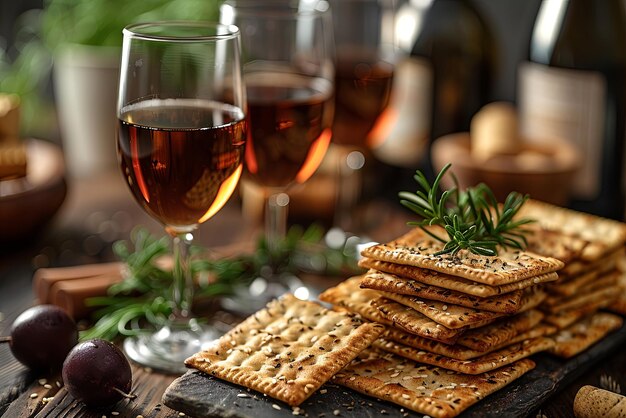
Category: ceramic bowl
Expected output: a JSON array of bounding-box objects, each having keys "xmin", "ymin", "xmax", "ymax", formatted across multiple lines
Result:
[
  {"xmin": 431, "ymin": 133, "xmax": 580, "ymax": 206},
  {"xmin": 0, "ymin": 139, "xmax": 67, "ymax": 244}
]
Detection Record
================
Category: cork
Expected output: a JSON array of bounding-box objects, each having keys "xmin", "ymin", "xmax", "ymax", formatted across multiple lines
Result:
[
  {"xmin": 574, "ymin": 385, "xmax": 626, "ymax": 418},
  {"xmin": 0, "ymin": 94, "xmax": 21, "ymax": 143},
  {"xmin": 0, "ymin": 143, "xmax": 27, "ymax": 179},
  {"xmin": 470, "ymin": 101, "xmax": 521, "ymax": 161}
]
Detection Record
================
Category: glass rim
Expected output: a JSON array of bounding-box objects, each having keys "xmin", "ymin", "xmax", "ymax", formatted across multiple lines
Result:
[{"xmin": 123, "ymin": 21, "xmax": 240, "ymax": 42}]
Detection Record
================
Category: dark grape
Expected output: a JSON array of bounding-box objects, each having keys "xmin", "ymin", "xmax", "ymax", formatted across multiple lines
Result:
[
  {"xmin": 62, "ymin": 338, "xmax": 135, "ymax": 407},
  {"xmin": 5, "ymin": 305, "xmax": 78, "ymax": 370}
]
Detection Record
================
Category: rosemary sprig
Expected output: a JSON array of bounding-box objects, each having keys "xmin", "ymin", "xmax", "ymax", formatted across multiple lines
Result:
[
  {"xmin": 399, "ymin": 163, "xmax": 534, "ymax": 256},
  {"xmin": 80, "ymin": 225, "xmax": 361, "ymax": 341}
]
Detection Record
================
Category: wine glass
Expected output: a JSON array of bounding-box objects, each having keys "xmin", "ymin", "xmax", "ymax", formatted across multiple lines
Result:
[
  {"xmin": 329, "ymin": 0, "xmax": 398, "ymax": 232},
  {"xmin": 116, "ymin": 22, "xmax": 246, "ymax": 373},
  {"xmin": 220, "ymin": 1, "xmax": 335, "ymax": 312}
]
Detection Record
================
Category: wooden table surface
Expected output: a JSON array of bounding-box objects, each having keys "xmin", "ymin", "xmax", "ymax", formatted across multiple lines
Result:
[{"xmin": 1, "ymin": 170, "xmax": 625, "ymax": 418}]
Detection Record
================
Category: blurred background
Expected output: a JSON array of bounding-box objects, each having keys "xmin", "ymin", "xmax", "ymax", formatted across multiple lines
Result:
[
  {"xmin": 0, "ymin": 0, "xmax": 540, "ymax": 141},
  {"xmin": 0, "ymin": 0, "xmax": 624, "ymax": 258}
]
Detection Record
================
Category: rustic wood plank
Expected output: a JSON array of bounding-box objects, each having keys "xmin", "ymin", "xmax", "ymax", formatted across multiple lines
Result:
[
  {"xmin": 2, "ymin": 362, "xmax": 187, "ymax": 418},
  {"xmin": 1, "ymin": 373, "xmax": 63, "ymax": 418},
  {"xmin": 0, "ymin": 280, "xmax": 41, "ymax": 417}
]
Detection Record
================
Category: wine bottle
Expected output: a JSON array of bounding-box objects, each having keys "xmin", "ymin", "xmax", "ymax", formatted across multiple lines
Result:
[
  {"xmin": 371, "ymin": 0, "xmax": 495, "ymax": 203},
  {"xmin": 518, "ymin": 0, "xmax": 626, "ymax": 220},
  {"xmin": 411, "ymin": 0, "xmax": 495, "ymax": 148},
  {"xmin": 373, "ymin": 0, "xmax": 496, "ymax": 183}
]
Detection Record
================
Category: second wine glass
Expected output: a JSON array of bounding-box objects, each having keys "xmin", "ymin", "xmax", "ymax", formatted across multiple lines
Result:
[
  {"xmin": 221, "ymin": 0, "xmax": 335, "ymax": 312},
  {"xmin": 330, "ymin": 0, "xmax": 398, "ymax": 232}
]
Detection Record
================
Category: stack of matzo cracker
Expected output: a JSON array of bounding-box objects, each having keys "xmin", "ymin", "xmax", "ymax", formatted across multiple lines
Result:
[
  {"xmin": 318, "ymin": 226, "xmax": 564, "ymax": 416},
  {"xmin": 182, "ymin": 199, "xmax": 626, "ymax": 417},
  {"xmin": 518, "ymin": 200, "xmax": 626, "ymax": 358}
]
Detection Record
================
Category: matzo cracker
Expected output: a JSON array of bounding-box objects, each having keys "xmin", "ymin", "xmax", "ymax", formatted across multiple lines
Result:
[{"xmin": 185, "ymin": 294, "xmax": 384, "ymax": 406}]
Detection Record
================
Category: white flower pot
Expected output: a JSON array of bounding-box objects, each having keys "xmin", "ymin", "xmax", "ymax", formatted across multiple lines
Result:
[{"xmin": 53, "ymin": 44, "xmax": 120, "ymax": 178}]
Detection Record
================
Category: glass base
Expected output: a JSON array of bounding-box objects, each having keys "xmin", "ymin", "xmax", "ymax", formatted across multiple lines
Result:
[
  {"xmin": 221, "ymin": 274, "xmax": 310, "ymax": 316},
  {"xmin": 123, "ymin": 320, "xmax": 222, "ymax": 374}
]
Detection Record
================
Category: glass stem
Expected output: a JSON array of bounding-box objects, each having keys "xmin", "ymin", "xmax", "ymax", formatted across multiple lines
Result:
[
  {"xmin": 335, "ymin": 148, "xmax": 365, "ymax": 232},
  {"xmin": 265, "ymin": 192, "xmax": 290, "ymax": 270},
  {"xmin": 171, "ymin": 233, "xmax": 194, "ymax": 321}
]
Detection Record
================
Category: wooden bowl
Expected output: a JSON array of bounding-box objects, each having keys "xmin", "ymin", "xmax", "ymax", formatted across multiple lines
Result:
[
  {"xmin": 0, "ymin": 139, "xmax": 67, "ymax": 244},
  {"xmin": 431, "ymin": 133, "xmax": 580, "ymax": 205}
]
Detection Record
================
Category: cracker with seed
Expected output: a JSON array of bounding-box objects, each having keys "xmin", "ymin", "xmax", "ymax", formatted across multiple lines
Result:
[
  {"xmin": 372, "ymin": 298, "xmax": 467, "ymax": 344},
  {"xmin": 360, "ymin": 268, "xmax": 527, "ymax": 312},
  {"xmin": 543, "ymin": 297, "xmax": 613, "ymax": 329},
  {"xmin": 378, "ymin": 285, "xmax": 546, "ymax": 330},
  {"xmin": 374, "ymin": 336, "xmax": 554, "ymax": 375},
  {"xmin": 361, "ymin": 269, "xmax": 536, "ymax": 313},
  {"xmin": 377, "ymin": 291, "xmax": 505, "ymax": 329},
  {"xmin": 524, "ymin": 226, "xmax": 589, "ymax": 264},
  {"xmin": 320, "ymin": 277, "xmax": 464, "ymax": 343},
  {"xmin": 384, "ymin": 322, "xmax": 556, "ymax": 361},
  {"xmin": 456, "ymin": 310, "xmax": 545, "ymax": 351},
  {"xmin": 545, "ymin": 269, "xmax": 620, "ymax": 304},
  {"xmin": 549, "ymin": 312, "xmax": 623, "ymax": 358},
  {"xmin": 518, "ymin": 199, "xmax": 626, "ymax": 261},
  {"xmin": 608, "ymin": 269, "xmax": 626, "ymax": 315},
  {"xmin": 559, "ymin": 250, "xmax": 620, "ymax": 281},
  {"xmin": 560, "ymin": 248, "xmax": 623, "ymax": 279},
  {"xmin": 361, "ymin": 228, "xmax": 564, "ymax": 286},
  {"xmin": 333, "ymin": 350, "xmax": 535, "ymax": 418},
  {"xmin": 360, "ymin": 258, "xmax": 558, "ymax": 297},
  {"xmin": 608, "ymin": 293, "xmax": 626, "ymax": 316},
  {"xmin": 185, "ymin": 294, "xmax": 384, "ymax": 406},
  {"xmin": 548, "ymin": 265, "xmax": 616, "ymax": 297},
  {"xmin": 544, "ymin": 271, "xmax": 620, "ymax": 307},
  {"xmin": 542, "ymin": 281, "xmax": 620, "ymax": 314},
  {"xmin": 319, "ymin": 276, "xmax": 392, "ymax": 325},
  {"xmin": 543, "ymin": 270, "xmax": 620, "ymax": 310}
]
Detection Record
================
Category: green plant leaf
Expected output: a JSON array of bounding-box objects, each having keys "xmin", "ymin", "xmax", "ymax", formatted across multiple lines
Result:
[{"xmin": 399, "ymin": 164, "xmax": 534, "ymax": 257}]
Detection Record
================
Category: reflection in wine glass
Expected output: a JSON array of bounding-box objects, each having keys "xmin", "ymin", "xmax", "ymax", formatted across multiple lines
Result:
[
  {"xmin": 116, "ymin": 22, "xmax": 246, "ymax": 373},
  {"xmin": 329, "ymin": 0, "xmax": 398, "ymax": 232},
  {"xmin": 220, "ymin": 0, "xmax": 335, "ymax": 312}
]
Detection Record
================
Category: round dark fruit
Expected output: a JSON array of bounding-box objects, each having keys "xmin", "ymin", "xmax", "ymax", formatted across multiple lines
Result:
[
  {"xmin": 8, "ymin": 304, "xmax": 78, "ymax": 370},
  {"xmin": 62, "ymin": 338, "xmax": 135, "ymax": 407}
]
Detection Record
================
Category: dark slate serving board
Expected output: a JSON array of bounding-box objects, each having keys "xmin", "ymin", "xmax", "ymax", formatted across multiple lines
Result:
[{"xmin": 163, "ymin": 322, "xmax": 626, "ymax": 418}]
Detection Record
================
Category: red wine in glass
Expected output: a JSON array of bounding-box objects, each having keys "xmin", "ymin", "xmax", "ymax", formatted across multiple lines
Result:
[
  {"xmin": 244, "ymin": 72, "xmax": 333, "ymax": 189},
  {"xmin": 118, "ymin": 98, "xmax": 246, "ymax": 228},
  {"xmin": 333, "ymin": 53, "xmax": 394, "ymax": 148}
]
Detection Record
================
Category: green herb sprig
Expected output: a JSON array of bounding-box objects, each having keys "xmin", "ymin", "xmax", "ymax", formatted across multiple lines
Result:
[
  {"xmin": 399, "ymin": 163, "xmax": 533, "ymax": 256},
  {"xmin": 80, "ymin": 225, "xmax": 361, "ymax": 341}
]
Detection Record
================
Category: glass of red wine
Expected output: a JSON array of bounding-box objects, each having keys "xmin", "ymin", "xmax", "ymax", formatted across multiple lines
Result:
[
  {"xmin": 116, "ymin": 22, "xmax": 246, "ymax": 373},
  {"xmin": 220, "ymin": 0, "xmax": 335, "ymax": 312},
  {"xmin": 329, "ymin": 0, "xmax": 397, "ymax": 232}
]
